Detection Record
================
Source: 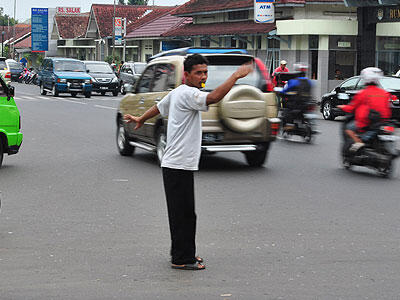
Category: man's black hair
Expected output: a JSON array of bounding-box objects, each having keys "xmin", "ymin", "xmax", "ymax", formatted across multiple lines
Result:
[{"xmin": 184, "ymin": 54, "xmax": 209, "ymax": 73}]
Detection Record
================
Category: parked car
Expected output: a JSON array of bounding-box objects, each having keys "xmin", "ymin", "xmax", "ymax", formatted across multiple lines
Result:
[
  {"xmin": 0, "ymin": 75, "xmax": 23, "ymax": 168},
  {"xmin": 84, "ymin": 61, "xmax": 119, "ymax": 96},
  {"xmin": 0, "ymin": 57, "xmax": 11, "ymax": 83},
  {"xmin": 116, "ymin": 47, "xmax": 280, "ymax": 167},
  {"xmin": 118, "ymin": 62, "xmax": 146, "ymax": 95},
  {"xmin": 38, "ymin": 58, "xmax": 92, "ymax": 98},
  {"xmin": 320, "ymin": 75, "xmax": 400, "ymax": 120},
  {"xmin": 6, "ymin": 59, "xmax": 24, "ymax": 82}
]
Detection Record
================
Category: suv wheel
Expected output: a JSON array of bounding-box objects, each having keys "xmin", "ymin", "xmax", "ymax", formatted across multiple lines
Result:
[
  {"xmin": 117, "ymin": 119, "xmax": 135, "ymax": 156},
  {"xmin": 112, "ymin": 90, "xmax": 118, "ymax": 97},
  {"xmin": 244, "ymin": 143, "xmax": 269, "ymax": 167},
  {"xmin": 156, "ymin": 128, "xmax": 167, "ymax": 166},
  {"xmin": 52, "ymin": 84, "xmax": 59, "ymax": 97},
  {"xmin": 101, "ymin": 91, "xmax": 106, "ymax": 96},
  {"xmin": 40, "ymin": 84, "xmax": 47, "ymax": 95},
  {"xmin": 85, "ymin": 92, "xmax": 91, "ymax": 98},
  {"xmin": 322, "ymin": 100, "xmax": 334, "ymax": 120},
  {"xmin": 120, "ymin": 83, "xmax": 126, "ymax": 95},
  {"xmin": 71, "ymin": 92, "xmax": 77, "ymax": 97}
]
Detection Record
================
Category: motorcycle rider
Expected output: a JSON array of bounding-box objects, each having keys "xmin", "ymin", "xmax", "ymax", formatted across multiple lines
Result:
[
  {"xmin": 272, "ymin": 60, "xmax": 289, "ymax": 87},
  {"xmin": 280, "ymin": 63, "xmax": 313, "ymax": 130},
  {"xmin": 338, "ymin": 67, "xmax": 392, "ymax": 152}
]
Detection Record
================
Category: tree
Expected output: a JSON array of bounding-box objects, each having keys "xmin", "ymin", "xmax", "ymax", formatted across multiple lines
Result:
[
  {"xmin": 0, "ymin": 8, "xmax": 17, "ymax": 26},
  {"xmin": 127, "ymin": 0, "xmax": 149, "ymax": 5},
  {"xmin": 118, "ymin": 0, "xmax": 125, "ymax": 4}
]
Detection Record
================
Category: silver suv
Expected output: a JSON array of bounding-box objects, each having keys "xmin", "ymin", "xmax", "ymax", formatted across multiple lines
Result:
[{"xmin": 116, "ymin": 48, "xmax": 280, "ymax": 167}]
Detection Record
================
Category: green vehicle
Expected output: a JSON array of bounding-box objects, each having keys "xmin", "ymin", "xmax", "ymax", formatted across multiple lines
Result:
[{"xmin": 0, "ymin": 76, "xmax": 22, "ymax": 168}]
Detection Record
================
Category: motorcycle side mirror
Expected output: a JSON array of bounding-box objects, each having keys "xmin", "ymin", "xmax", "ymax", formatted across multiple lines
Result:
[
  {"xmin": 86, "ymin": 69, "xmax": 90, "ymax": 73},
  {"xmin": 273, "ymin": 87, "xmax": 283, "ymax": 93}
]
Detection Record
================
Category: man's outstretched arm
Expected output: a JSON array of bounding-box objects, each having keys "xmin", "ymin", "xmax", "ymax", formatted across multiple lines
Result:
[{"xmin": 124, "ymin": 105, "xmax": 160, "ymax": 130}]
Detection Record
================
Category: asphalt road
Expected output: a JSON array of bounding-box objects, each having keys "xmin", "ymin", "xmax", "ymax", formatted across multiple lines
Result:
[{"xmin": 1, "ymin": 83, "xmax": 400, "ymax": 300}]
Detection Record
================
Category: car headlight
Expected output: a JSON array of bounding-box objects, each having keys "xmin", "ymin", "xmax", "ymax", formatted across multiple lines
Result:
[
  {"xmin": 112, "ymin": 77, "xmax": 118, "ymax": 83},
  {"xmin": 85, "ymin": 79, "xmax": 91, "ymax": 84},
  {"xmin": 57, "ymin": 78, "xmax": 67, "ymax": 83}
]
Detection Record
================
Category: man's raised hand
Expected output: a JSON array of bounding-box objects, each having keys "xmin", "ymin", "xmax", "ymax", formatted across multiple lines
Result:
[{"xmin": 234, "ymin": 62, "xmax": 254, "ymax": 79}]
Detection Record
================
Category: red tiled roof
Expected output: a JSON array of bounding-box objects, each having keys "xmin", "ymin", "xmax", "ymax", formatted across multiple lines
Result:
[
  {"xmin": 92, "ymin": 4, "xmax": 174, "ymax": 38},
  {"xmin": 126, "ymin": 11, "xmax": 192, "ymax": 38},
  {"xmin": 14, "ymin": 35, "xmax": 31, "ymax": 49},
  {"xmin": 2, "ymin": 24, "xmax": 31, "ymax": 43},
  {"xmin": 55, "ymin": 14, "xmax": 90, "ymax": 39},
  {"xmin": 125, "ymin": 6, "xmax": 176, "ymax": 33},
  {"xmin": 173, "ymin": 0, "xmax": 344, "ymax": 15},
  {"xmin": 163, "ymin": 20, "xmax": 275, "ymax": 37}
]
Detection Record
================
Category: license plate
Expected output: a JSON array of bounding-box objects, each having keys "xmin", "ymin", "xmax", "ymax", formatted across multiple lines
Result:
[{"xmin": 100, "ymin": 87, "xmax": 108, "ymax": 90}]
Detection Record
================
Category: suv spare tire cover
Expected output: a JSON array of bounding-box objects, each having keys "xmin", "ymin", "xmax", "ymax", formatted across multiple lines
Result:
[{"xmin": 218, "ymin": 85, "xmax": 266, "ymax": 133}]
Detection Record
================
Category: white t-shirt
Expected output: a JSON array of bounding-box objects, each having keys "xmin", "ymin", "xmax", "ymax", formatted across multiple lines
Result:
[{"xmin": 157, "ymin": 84, "xmax": 209, "ymax": 171}]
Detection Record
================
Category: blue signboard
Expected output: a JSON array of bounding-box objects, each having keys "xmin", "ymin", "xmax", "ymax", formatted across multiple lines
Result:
[{"xmin": 31, "ymin": 8, "xmax": 48, "ymax": 51}]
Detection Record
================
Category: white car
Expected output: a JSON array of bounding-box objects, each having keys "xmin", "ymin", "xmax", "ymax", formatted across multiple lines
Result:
[{"xmin": 0, "ymin": 57, "xmax": 11, "ymax": 83}]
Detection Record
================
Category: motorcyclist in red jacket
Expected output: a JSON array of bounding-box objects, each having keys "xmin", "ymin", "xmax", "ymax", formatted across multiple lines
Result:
[{"xmin": 338, "ymin": 67, "xmax": 392, "ymax": 152}]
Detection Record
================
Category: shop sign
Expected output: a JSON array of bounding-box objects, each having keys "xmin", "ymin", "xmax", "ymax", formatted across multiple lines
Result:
[
  {"xmin": 254, "ymin": 0, "xmax": 275, "ymax": 24},
  {"xmin": 338, "ymin": 41, "xmax": 351, "ymax": 48},
  {"xmin": 114, "ymin": 17, "xmax": 122, "ymax": 46},
  {"xmin": 375, "ymin": 5, "xmax": 400, "ymax": 22},
  {"xmin": 56, "ymin": 7, "xmax": 81, "ymax": 15},
  {"xmin": 31, "ymin": 8, "xmax": 48, "ymax": 52}
]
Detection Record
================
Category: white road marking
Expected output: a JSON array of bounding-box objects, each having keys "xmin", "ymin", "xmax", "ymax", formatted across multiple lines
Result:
[
  {"xmin": 94, "ymin": 105, "xmax": 117, "ymax": 110},
  {"xmin": 58, "ymin": 98, "xmax": 87, "ymax": 105}
]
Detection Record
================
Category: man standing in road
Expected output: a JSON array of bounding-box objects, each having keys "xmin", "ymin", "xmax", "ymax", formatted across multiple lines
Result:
[{"xmin": 124, "ymin": 54, "xmax": 253, "ymax": 270}]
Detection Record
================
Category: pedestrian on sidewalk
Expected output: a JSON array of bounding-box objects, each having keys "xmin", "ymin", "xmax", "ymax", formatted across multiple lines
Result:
[{"xmin": 124, "ymin": 54, "xmax": 253, "ymax": 270}]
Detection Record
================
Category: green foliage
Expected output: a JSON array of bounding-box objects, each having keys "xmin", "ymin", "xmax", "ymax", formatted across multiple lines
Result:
[
  {"xmin": 118, "ymin": 0, "xmax": 125, "ymax": 4},
  {"xmin": 105, "ymin": 55, "xmax": 121, "ymax": 65},
  {"xmin": 0, "ymin": 8, "xmax": 17, "ymax": 26},
  {"xmin": 36, "ymin": 54, "xmax": 44, "ymax": 66},
  {"xmin": 2, "ymin": 46, "xmax": 9, "ymax": 58},
  {"xmin": 127, "ymin": 0, "xmax": 149, "ymax": 5}
]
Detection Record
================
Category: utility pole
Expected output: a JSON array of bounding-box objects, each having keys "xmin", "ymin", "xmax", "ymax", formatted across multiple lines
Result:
[
  {"xmin": 12, "ymin": 0, "xmax": 16, "ymax": 59},
  {"xmin": 112, "ymin": 0, "xmax": 116, "ymax": 60}
]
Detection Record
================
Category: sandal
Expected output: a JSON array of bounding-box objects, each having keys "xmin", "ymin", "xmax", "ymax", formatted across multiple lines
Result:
[
  {"xmin": 171, "ymin": 262, "xmax": 206, "ymax": 270},
  {"xmin": 170, "ymin": 256, "xmax": 203, "ymax": 263}
]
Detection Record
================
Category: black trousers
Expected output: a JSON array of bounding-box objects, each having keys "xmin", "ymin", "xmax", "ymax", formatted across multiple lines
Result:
[{"xmin": 162, "ymin": 167, "xmax": 197, "ymax": 265}]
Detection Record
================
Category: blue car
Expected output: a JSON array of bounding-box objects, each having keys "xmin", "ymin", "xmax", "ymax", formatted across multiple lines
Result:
[{"xmin": 38, "ymin": 58, "xmax": 92, "ymax": 98}]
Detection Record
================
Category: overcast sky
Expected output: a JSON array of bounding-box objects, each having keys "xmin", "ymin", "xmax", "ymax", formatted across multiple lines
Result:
[{"xmin": 2, "ymin": 0, "xmax": 189, "ymax": 22}]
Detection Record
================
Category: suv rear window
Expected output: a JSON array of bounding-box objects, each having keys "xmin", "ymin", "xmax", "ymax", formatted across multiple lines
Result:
[
  {"xmin": 86, "ymin": 63, "xmax": 113, "ymax": 74},
  {"xmin": 54, "ymin": 61, "xmax": 85, "ymax": 72},
  {"xmin": 203, "ymin": 56, "xmax": 263, "ymax": 91},
  {"xmin": 0, "ymin": 61, "xmax": 7, "ymax": 69}
]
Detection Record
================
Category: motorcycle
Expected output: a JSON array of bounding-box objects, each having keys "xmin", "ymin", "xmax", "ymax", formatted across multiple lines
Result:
[
  {"xmin": 275, "ymin": 88, "xmax": 318, "ymax": 143},
  {"xmin": 339, "ymin": 111, "xmax": 400, "ymax": 177}
]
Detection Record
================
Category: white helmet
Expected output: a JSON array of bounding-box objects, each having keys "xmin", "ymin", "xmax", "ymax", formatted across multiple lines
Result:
[
  {"xmin": 280, "ymin": 60, "xmax": 287, "ymax": 65},
  {"xmin": 360, "ymin": 67, "xmax": 383, "ymax": 85},
  {"xmin": 293, "ymin": 63, "xmax": 308, "ymax": 73}
]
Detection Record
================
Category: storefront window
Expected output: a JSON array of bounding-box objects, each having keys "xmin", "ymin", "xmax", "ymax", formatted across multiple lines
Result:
[
  {"xmin": 377, "ymin": 37, "xmax": 400, "ymax": 76},
  {"xmin": 328, "ymin": 36, "xmax": 357, "ymax": 80}
]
